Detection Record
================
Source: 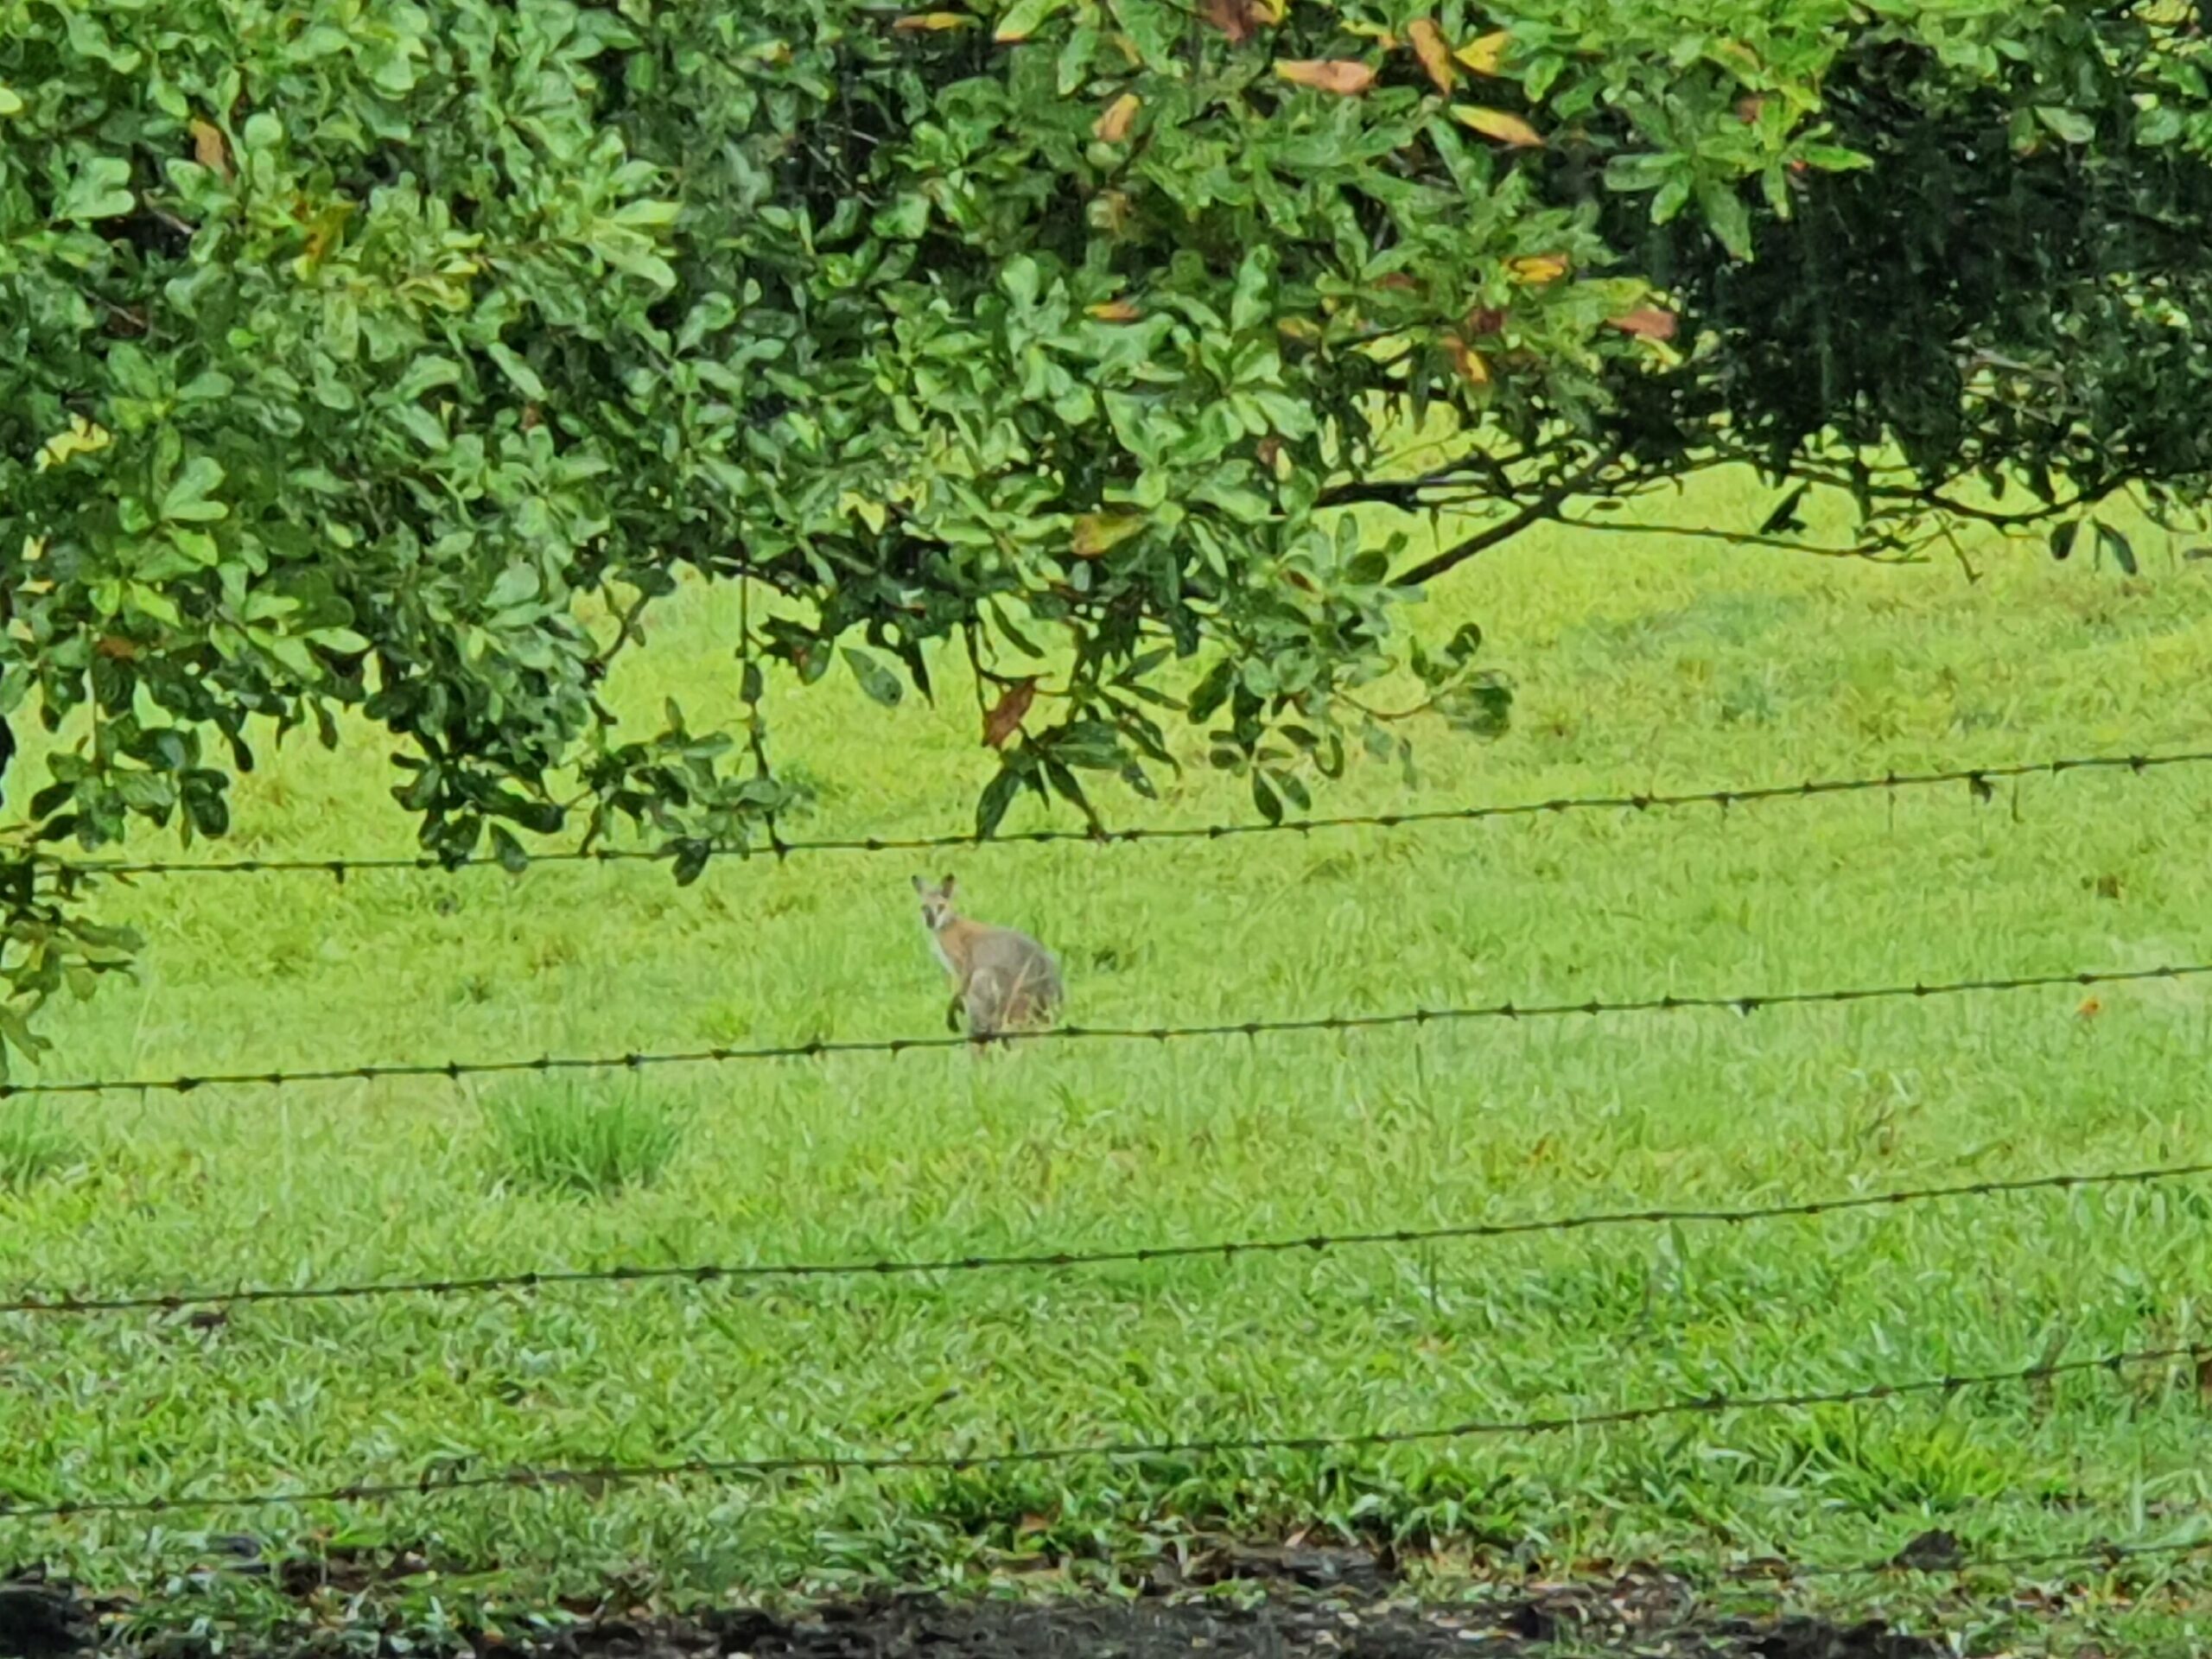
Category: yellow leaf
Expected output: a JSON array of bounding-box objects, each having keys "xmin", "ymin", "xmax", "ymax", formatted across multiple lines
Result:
[
  {"xmin": 1446, "ymin": 336, "xmax": 1491, "ymax": 386},
  {"xmin": 1506, "ymin": 252, "xmax": 1569, "ymax": 284},
  {"xmin": 893, "ymin": 10, "xmax": 976, "ymax": 28},
  {"xmin": 35, "ymin": 416, "xmax": 114, "ymax": 474},
  {"xmin": 1453, "ymin": 29, "xmax": 1510, "ymax": 75},
  {"xmin": 836, "ymin": 491, "xmax": 890, "ymax": 534},
  {"xmin": 1071, "ymin": 512, "xmax": 1148, "ymax": 558},
  {"xmin": 1406, "ymin": 19, "xmax": 1455, "ymax": 93},
  {"xmin": 1452, "ymin": 105, "xmax": 1543, "ymax": 147},
  {"xmin": 1274, "ymin": 59, "xmax": 1376, "ymax": 96},
  {"xmin": 1087, "ymin": 300, "xmax": 1143, "ymax": 321},
  {"xmin": 1092, "ymin": 92, "xmax": 1141, "ymax": 143},
  {"xmin": 1342, "ymin": 20, "xmax": 1399, "ymax": 48}
]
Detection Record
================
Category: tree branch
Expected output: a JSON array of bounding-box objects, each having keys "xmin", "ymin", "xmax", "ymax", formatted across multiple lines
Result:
[
  {"xmin": 1558, "ymin": 518, "xmax": 1922, "ymax": 564},
  {"xmin": 1391, "ymin": 449, "xmax": 1624, "ymax": 587}
]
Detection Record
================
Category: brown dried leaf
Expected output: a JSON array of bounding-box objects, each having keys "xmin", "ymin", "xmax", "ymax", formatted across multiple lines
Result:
[
  {"xmin": 1092, "ymin": 92, "xmax": 1141, "ymax": 143},
  {"xmin": 1452, "ymin": 30, "xmax": 1510, "ymax": 75},
  {"xmin": 1606, "ymin": 306, "xmax": 1679, "ymax": 340},
  {"xmin": 983, "ymin": 679, "xmax": 1039, "ymax": 749},
  {"xmin": 1406, "ymin": 19, "xmax": 1455, "ymax": 93},
  {"xmin": 189, "ymin": 118, "xmax": 231, "ymax": 179},
  {"xmin": 1274, "ymin": 59, "xmax": 1376, "ymax": 97},
  {"xmin": 1202, "ymin": 0, "xmax": 1262, "ymax": 43},
  {"xmin": 1452, "ymin": 105, "xmax": 1542, "ymax": 147},
  {"xmin": 1462, "ymin": 306, "xmax": 1507, "ymax": 335}
]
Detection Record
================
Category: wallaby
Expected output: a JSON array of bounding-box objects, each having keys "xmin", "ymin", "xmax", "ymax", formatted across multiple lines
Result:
[{"xmin": 912, "ymin": 874, "xmax": 1064, "ymax": 1042}]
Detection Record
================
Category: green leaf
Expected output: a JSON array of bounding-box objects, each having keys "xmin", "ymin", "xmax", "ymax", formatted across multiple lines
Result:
[
  {"xmin": 1345, "ymin": 549, "xmax": 1391, "ymax": 585},
  {"xmin": 60, "ymin": 156, "xmax": 135, "ymax": 221},
  {"xmin": 842, "ymin": 646, "xmax": 905, "ymax": 705},
  {"xmin": 993, "ymin": 0, "xmax": 1069, "ymax": 42},
  {"xmin": 1758, "ymin": 485, "xmax": 1809, "ymax": 537},
  {"xmin": 2136, "ymin": 105, "xmax": 2184, "ymax": 148},
  {"xmin": 2095, "ymin": 522, "xmax": 2139, "ymax": 575},
  {"xmin": 160, "ymin": 457, "xmax": 228, "ymax": 524},
  {"xmin": 2035, "ymin": 106, "xmax": 2095, "ymax": 144},
  {"xmin": 1249, "ymin": 769, "xmax": 1282, "ymax": 825},
  {"xmin": 671, "ymin": 838, "xmax": 713, "ymax": 886},
  {"xmin": 1696, "ymin": 177, "xmax": 1754, "ymax": 260},
  {"xmin": 486, "ymin": 342, "xmax": 546, "ymax": 399},
  {"xmin": 975, "ymin": 767, "xmax": 1022, "ymax": 838}
]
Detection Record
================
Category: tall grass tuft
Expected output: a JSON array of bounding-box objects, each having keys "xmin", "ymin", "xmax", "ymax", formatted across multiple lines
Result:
[{"xmin": 482, "ymin": 1083, "xmax": 686, "ymax": 1198}]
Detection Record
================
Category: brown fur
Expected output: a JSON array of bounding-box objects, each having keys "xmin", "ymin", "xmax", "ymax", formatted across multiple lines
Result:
[{"xmin": 913, "ymin": 875, "xmax": 1065, "ymax": 1041}]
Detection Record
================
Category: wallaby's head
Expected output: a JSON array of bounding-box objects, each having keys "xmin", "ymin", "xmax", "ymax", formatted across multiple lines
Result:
[{"xmin": 912, "ymin": 874, "xmax": 959, "ymax": 933}]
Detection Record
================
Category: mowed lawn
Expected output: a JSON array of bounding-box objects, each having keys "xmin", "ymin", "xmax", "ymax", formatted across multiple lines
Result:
[{"xmin": 5, "ymin": 471, "xmax": 2212, "ymax": 1647}]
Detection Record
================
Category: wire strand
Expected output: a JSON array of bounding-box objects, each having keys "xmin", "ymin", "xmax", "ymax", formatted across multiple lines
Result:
[
  {"xmin": 6, "ymin": 1338, "xmax": 2200, "ymax": 1522},
  {"xmin": 1, "ymin": 959, "xmax": 2199, "ymax": 1100},
  {"xmin": 49, "ymin": 747, "xmax": 2212, "ymax": 880},
  {"xmin": 8, "ymin": 1157, "xmax": 2204, "ymax": 1318}
]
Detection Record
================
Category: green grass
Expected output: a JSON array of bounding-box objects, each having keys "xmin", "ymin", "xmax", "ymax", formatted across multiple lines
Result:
[
  {"xmin": 5, "ymin": 468, "xmax": 2212, "ymax": 1649},
  {"xmin": 481, "ymin": 1083, "xmax": 689, "ymax": 1198},
  {"xmin": 0, "ymin": 1099, "xmax": 81, "ymax": 1191}
]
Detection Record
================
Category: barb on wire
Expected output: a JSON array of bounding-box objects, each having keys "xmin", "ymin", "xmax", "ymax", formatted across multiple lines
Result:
[
  {"xmin": 8, "ymin": 1158, "xmax": 2205, "ymax": 1319},
  {"xmin": 5, "ymin": 1339, "xmax": 2201, "ymax": 1522},
  {"xmin": 0, "ymin": 959, "xmax": 2203, "ymax": 1101},
  {"xmin": 46, "ymin": 747, "xmax": 2212, "ymax": 881}
]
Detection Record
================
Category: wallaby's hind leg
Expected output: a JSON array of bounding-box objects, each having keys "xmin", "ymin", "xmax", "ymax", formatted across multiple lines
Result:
[
  {"xmin": 965, "ymin": 969, "xmax": 1007, "ymax": 1055},
  {"xmin": 944, "ymin": 992, "xmax": 967, "ymax": 1033}
]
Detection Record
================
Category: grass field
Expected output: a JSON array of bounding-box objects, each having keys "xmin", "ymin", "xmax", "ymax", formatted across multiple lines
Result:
[{"xmin": 6, "ymin": 469, "xmax": 2212, "ymax": 1651}]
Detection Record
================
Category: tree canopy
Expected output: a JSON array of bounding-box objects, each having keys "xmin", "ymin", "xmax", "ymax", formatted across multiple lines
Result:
[{"xmin": 3, "ymin": 0, "xmax": 2211, "ymax": 1051}]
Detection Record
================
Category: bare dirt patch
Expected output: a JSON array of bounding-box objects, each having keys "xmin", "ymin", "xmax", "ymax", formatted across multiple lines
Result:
[{"xmin": 4, "ymin": 1560, "xmax": 1942, "ymax": 1659}]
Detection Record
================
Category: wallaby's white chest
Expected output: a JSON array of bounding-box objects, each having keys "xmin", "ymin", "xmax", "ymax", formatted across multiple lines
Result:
[{"xmin": 925, "ymin": 922, "xmax": 959, "ymax": 980}]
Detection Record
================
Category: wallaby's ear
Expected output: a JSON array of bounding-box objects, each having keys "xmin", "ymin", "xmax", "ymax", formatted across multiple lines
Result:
[
  {"xmin": 942, "ymin": 873, "xmax": 957, "ymax": 896},
  {"xmin": 912, "ymin": 875, "xmax": 926, "ymax": 894}
]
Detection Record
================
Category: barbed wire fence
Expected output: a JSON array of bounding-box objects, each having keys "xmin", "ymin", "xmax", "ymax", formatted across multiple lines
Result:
[
  {"xmin": 8, "ymin": 739, "xmax": 2212, "ymax": 1612},
  {"xmin": 40, "ymin": 745, "xmax": 2212, "ymax": 882},
  {"xmin": 6, "ymin": 1156, "xmax": 2207, "ymax": 1318},
  {"xmin": 2, "ymin": 958, "xmax": 2201, "ymax": 1099},
  {"xmin": 4, "ymin": 1338, "xmax": 2208, "ymax": 1584}
]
